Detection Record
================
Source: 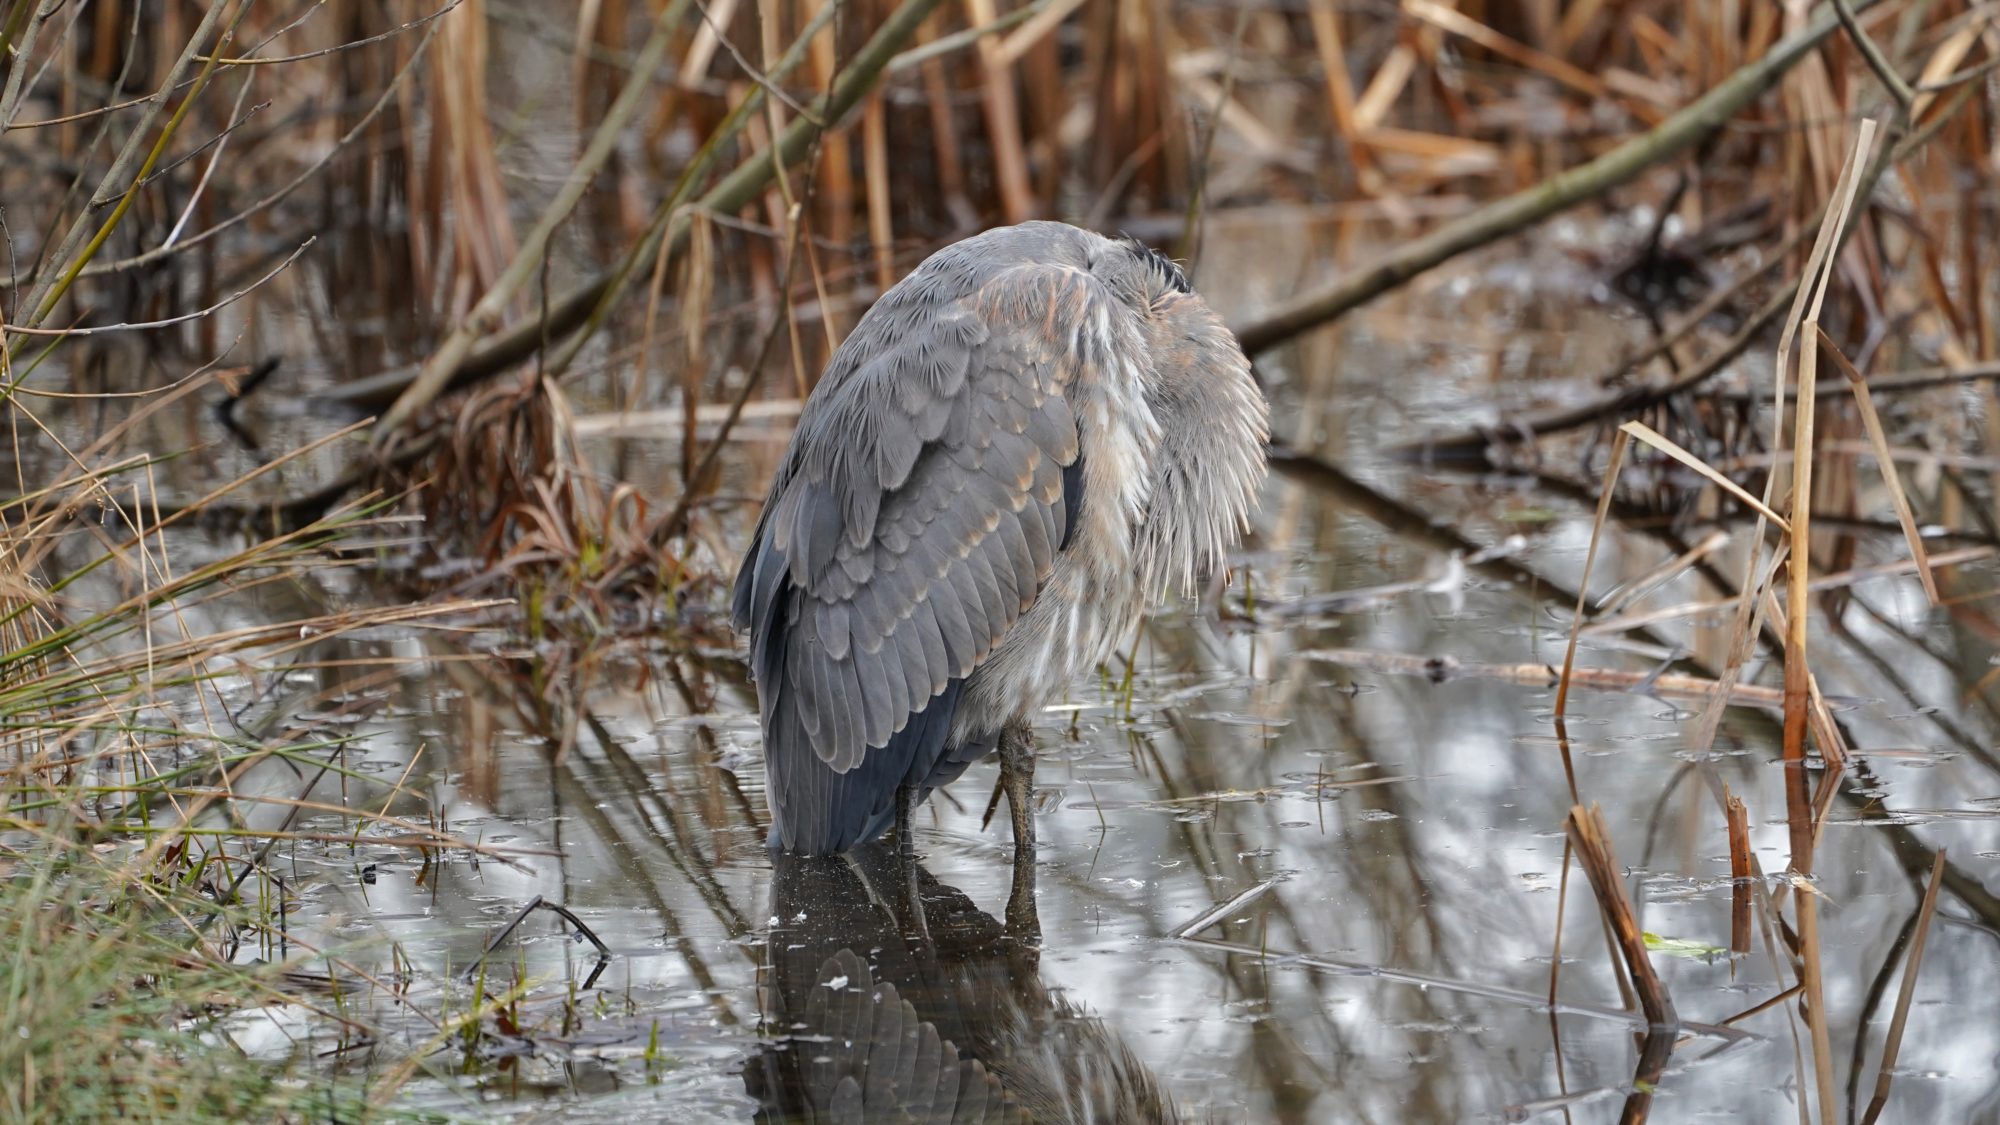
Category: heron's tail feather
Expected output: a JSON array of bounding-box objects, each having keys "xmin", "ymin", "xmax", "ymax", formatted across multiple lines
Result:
[{"xmin": 766, "ymin": 678, "xmax": 968, "ymax": 854}]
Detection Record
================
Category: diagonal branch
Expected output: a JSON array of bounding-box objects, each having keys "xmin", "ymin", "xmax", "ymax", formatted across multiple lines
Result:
[
  {"xmin": 365, "ymin": 0, "xmax": 947, "ymax": 435},
  {"xmin": 1228, "ymin": 0, "xmax": 1876, "ymax": 357},
  {"xmin": 372, "ymin": 0, "xmax": 694, "ymax": 439}
]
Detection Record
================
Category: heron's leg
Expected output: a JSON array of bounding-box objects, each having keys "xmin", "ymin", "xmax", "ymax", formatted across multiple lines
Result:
[
  {"xmin": 891, "ymin": 784, "xmax": 930, "ymax": 941},
  {"xmin": 894, "ymin": 783, "xmax": 917, "ymax": 859},
  {"xmin": 997, "ymin": 719, "xmax": 1039, "ymax": 940}
]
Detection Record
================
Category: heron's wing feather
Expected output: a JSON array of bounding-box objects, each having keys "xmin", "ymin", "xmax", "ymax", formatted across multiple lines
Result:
[{"xmin": 735, "ymin": 261, "xmax": 1128, "ymax": 849}]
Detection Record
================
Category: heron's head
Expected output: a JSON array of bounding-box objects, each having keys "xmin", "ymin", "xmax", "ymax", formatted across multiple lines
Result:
[
  {"xmin": 1069, "ymin": 232, "xmax": 1191, "ymax": 315},
  {"xmin": 1088, "ymin": 235, "xmax": 1271, "ymax": 600}
]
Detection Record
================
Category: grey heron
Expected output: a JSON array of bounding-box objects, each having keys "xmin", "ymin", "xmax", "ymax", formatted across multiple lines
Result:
[{"xmin": 732, "ymin": 221, "xmax": 1267, "ymax": 874}]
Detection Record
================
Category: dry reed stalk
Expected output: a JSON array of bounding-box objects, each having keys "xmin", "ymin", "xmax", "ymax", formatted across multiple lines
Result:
[
  {"xmin": 1554, "ymin": 428, "xmax": 1629, "ymax": 721},
  {"xmin": 1617, "ymin": 420, "xmax": 1791, "ymax": 530},
  {"xmin": 1725, "ymin": 787, "xmax": 1751, "ymax": 957},
  {"xmin": 337, "ymin": 0, "xmax": 938, "ymax": 422},
  {"xmin": 1351, "ymin": 41, "xmax": 1415, "ymax": 132},
  {"xmin": 681, "ymin": 0, "xmax": 742, "ymax": 93},
  {"xmin": 964, "ymin": 0, "xmax": 1033, "ymax": 223},
  {"xmin": 1779, "ymin": 116, "xmax": 1879, "ymax": 1125},
  {"xmin": 1858, "ymin": 848, "xmax": 1946, "ymax": 1125},
  {"xmin": 377, "ymin": 0, "xmax": 690, "ymax": 438},
  {"xmin": 630, "ymin": 181, "xmax": 678, "ymax": 425},
  {"xmin": 1405, "ymin": 1, "xmax": 1609, "ymax": 104},
  {"xmin": 911, "ymin": 13, "xmax": 975, "ymax": 229},
  {"xmin": 1304, "ymin": 0, "xmax": 1405, "ymax": 221},
  {"xmin": 1565, "ymin": 803, "xmax": 1677, "ymax": 1030},
  {"xmin": 861, "ymin": 91, "xmax": 896, "ymax": 293},
  {"xmin": 431, "ymin": 0, "xmax": 520, "ymax": 321},
  {"xmin": 1811, "ymin": 326, "xmax": 1940, "ymax": 603},
  {"xmin": 1594, "ymin": 530, "xmax": 1730, "ymax": 617},
  {"xmin": 992, "ymin": 0, "xmax": 1085, "ymax": 66},
  {"xmin": 1777, "ymin": 117, "xmax": 1879, "ymax": 833},
  {"xmin": 679, "ymin": 212, "xmax": 715, "ymax": 483}
]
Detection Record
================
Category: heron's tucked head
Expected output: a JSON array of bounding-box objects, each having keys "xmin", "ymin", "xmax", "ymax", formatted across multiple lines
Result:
[
  {"xmin": 1080, "ymin": 234, "xmax": 1194, "ymax": 314},
  {"xmin": 1089, "ymin": 240, "xmax": 1271, "ymax": 602}
]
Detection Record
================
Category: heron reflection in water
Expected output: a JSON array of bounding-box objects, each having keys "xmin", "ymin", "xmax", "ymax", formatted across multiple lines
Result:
[
  {"xmin": 733, "ymin": 222, "xmax": 1268, "ymax": 921},
  {"xmin": 745, "ymin": 848, "xmax": 1179, "ymax": 1124}
]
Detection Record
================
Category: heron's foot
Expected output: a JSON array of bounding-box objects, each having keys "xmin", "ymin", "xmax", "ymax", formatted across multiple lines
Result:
[{"xmin": 997, "ymin": 720, "xmax": 1039, "ymax": 941}]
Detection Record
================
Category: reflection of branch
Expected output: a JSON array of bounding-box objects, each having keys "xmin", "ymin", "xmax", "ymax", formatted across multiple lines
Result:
[
  {"xmin": 1174, "ymin": 880, "xmax": 1737, "ymax": 1038},
  {"xmin": 1858, "ymin": 850, "xmax": 1945, "ymax": 1125},
  {"xmin": 1267, "ymin": 443, "xmax": 1696, "ymax": 663},
  {"xmin": 1621, "ymin": 1028, "xmax": 1677, "ymax": 1124}
]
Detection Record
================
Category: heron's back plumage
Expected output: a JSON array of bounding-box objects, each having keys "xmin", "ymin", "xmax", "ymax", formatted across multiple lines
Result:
[{"xmin": 734, "ymin": 221, "xmax": 1266, "ymax": 854}]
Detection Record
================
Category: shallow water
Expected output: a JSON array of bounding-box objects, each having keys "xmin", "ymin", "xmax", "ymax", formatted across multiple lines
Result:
[
  {"xmin": 127, "ymin": 208, "xmax": 2000, "ymax": 1123},
  {"xmin": 0, "ymin": 43, "xmax": 1986, "ymax": 1097}
]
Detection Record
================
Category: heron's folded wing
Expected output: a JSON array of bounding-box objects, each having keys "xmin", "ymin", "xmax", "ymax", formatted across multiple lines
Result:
[{"xmin": 739, "ymin": 262, "xmax": 1138, "ymax": 777}]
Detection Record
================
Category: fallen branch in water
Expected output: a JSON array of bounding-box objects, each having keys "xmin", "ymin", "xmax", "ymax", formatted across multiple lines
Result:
[{"xmin": 1295, "ymin": 647, "xmax": 1802, "ymax": 711}]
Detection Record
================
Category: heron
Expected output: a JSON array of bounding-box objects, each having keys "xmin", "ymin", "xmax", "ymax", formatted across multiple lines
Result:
[{"xmin": 732, "ymin": 220, "xmax": 1267, "ymax": 874}]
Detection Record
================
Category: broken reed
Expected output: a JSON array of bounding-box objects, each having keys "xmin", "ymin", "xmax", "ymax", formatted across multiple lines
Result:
[{"xmin": 1547, "ymin": 112, "xmax": 1961, "ymax": 1124}]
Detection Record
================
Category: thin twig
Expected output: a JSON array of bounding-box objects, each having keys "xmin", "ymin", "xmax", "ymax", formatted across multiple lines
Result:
[
  {"xmin": 1833, "ymin": 0, "xmax": 1915, "ymax": 108},
  {"xmin": 1, "ymin": 240, "xmax": 313, "ymax": 337}
]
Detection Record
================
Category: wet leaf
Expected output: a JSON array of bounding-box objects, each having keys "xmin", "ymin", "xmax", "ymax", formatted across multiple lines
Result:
[{"xmin": 1642, "ymin": 932, "xmax": 1728, "ymax": 960}]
